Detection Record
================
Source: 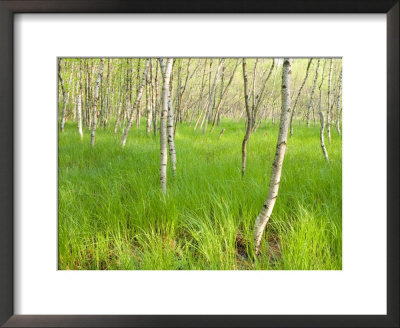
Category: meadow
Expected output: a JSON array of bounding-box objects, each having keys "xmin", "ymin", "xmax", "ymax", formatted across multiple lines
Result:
[{"xmin": 58, "ymin": 119, "xmax": 342, "ymax": 270}]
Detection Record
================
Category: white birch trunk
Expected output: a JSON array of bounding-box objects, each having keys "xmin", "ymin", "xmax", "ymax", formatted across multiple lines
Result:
[
  {"xmin": 167, "ymin": 78, "xmax": 177, "ymax": 174},
  {"xmin": 58, "ymin": 59, "xmax": 67, "ymax": 132},
  {"xmin": 121, "ymin": 59, "xmax": 150, "ymax": 147},
  {"xmin": 289, "ymin": 58, "xmax": 312, "ymax": 137},
  {"xmin": 146, "ymin": 62, "xmax": 152, "ymax": 135},
  {"xmin": 114, "ymin": 102, "xmax": 122, "ymax": 134},
  {"xmin": 320, "ymin": 109, "xmax": 329, "ymax": 162},
  {"xmin": 336, "ymin": 69, "xmax": 342, "ymax": 135},
  {"xmin": 159, "ymin": 58, "xmax": 173, "ymax": 193},
  {"xmin": 77, "ymin": 93, "xmax": 83, "ymax": 138},
  {"xmin": 327, "ymin": 59, "xmax": 333, "ymax": 143},
  {"xmin": 242, "ymin": 58, "xmax": 252, "ymax": 177},
  {"xmin": 90, "ymin": 58, "xmax": 105, "ymax": 147},
  {"xmin": 203, "ymin": 59, "xmax": 225, "ymax": 133},
  {"xmin": 307, "ymin": 59, "xmax": 320, "ymax": 128},
  {"xmin": 253, "ymin": 58, "xmax": 293, "ymax": 256}
]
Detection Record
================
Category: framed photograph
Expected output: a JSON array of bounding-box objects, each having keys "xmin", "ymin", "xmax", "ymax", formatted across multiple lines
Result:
[{"xmin": 0, "ymin": 1, "xmax": 398, "ymax": 327}]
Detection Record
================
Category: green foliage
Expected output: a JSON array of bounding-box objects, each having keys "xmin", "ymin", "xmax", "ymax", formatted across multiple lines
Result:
[{"xmin": 58, "ymin": 119, "xmax": 342, "ymax": 270}]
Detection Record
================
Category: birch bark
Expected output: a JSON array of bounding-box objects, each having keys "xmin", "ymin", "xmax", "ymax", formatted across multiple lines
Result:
[
  {"xmin": 159, "ymin": 58, "xmax": 174, "ymax": 193},
  {"xmin": 289, "ymin": 58, "xmax": 312, "ymax": 136},
  {"xmin": 318, "ymin": 60, "xmax": 329, "ymax": 162},
  {"xmin": 58, "ymin": 59, "xmax": 67, "ymax": 132},
  {"xmin": 306, "ymin": 59, "xmax": 320, "ymax": 128},
  {"xmin": 327, "ymin": 59, "xmax": 333, "ymax": 143},
  {"xmin": 77, "ymin": 93, "xmax": 83, "ymax": 138},
  {"xmin": 90, "ymin": 58, "xmax": 105, "ymax": 147},
  {"xmin": 203, "ymin": 59, "xmax": 225, "ymax": 133},
  {"xmin": 121, "ymin": 59, "xmax": 150, "ymax": 147},
  {"xmin": 336, "ymin": 69, "xmax": 342, "ymax": 135},
  {"xmin": 146, "ymin": 60, "xmax": 152, "ymax": 135},
  {"xmin": 210, "ymin": 59, "xmax": 240, "ymax": 132},
  {"xmin": 114, "ymin": 102, "xmax": 122, "ymax": 134},
  {"xmin": 167, "ymin": 68, "xmax": 177, "ymax": 174},
  {"xmin": 242, "ymin": 58, "xmax": 253, "ymax": 177},
  {"xmin": 253, "ymin": 58, "xmax": 292, "ymax": 256}
]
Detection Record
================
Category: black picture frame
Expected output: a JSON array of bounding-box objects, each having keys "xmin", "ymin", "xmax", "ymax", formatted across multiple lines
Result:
[{"xmin": 0, "ymin": 1, "xmax": 398, "ymax": 327}]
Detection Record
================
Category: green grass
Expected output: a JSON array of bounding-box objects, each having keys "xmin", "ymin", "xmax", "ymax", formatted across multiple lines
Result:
[{"xmin": 58, "ymin": 119, "xmax": 342, "ymax": 270}]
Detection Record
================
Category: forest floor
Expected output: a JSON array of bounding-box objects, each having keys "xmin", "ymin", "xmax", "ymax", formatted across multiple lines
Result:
[{"xmin": 58, "ymin": 119, "xmax": 342, "ymax": 270}]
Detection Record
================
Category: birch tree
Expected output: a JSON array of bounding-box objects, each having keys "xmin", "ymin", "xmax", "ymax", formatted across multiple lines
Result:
[
  {"xmin": 242, "ymin": 58, "xmax": 275, "ymax": 176},
  {"xmin": 90, "ymin": 58, "xmax": 105, "ymax": 147},
  {"xmin": 242, "ymin": 58, "xmax": 252, "ymax": 177},
  {"xmin": 159, "ymin": 58, "xmax": 173, "ymax": 193},
  {"xmin": 306, "ymin": 59, "xmax": 320, "ymax": 128},
  {"xmin": 146, "ymin": 60, "xmax": 153, "ymax": 135},
  {"xmin": 289, "ymin": 58, "xmax": 312, "ymax": 136},
  {"xmin": 203, "ymin": 59, "xmax": 225, "ymax": 133},
  {"xmin": 210, "ymin": 59, "xmax": 240, "ymax": 132},
  {"xmin": 167, "ymin": 65, "xmax": 177, "ymax": 174},
  {"xmin": 253, "ymin": 58, "xmax": 293, "ymax": 256},
  {"xmin": 121, "ymin": 59, "xmax": 150, "ymax": 147},
  {"xmin": 327, "ymin": 59, "xmax": 333, "ymax": 143},
  {"xmin": 77, "ymin": 93, "xmax": 83, "ymax": 138},
  {"xmin": 318, "ymin": 60, "xmax": 329, "ymax": 162},
  {"xmin": 58, "ymin": 59, "xmax": 67, "ymax": 132},
  {"xmin": 336, "ymin": 69, "xmax": 342, "ymax": 135}
]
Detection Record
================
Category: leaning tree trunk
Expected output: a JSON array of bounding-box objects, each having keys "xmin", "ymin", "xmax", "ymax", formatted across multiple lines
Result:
[
  {"xmin": 159, "ymin": 58, "xmax": 174, "ymax": 193},
  {"xmin": 253, "ymin": 58, "xmax": 293, "ymax": 256},
  {"xmin": 306, "ymin": 59, "xmax": 320, "ymax": 127},
  {"xmin": 167, "ymin": 70, "xmax": 177, "ymax": 174},
  {"xmin": 241, "ymin": 58, "xmax": 253, "ymax": 177},
  {"xmin": 210, "ymin": 59, "xmax": 240, "ymax": 132},
  {"xmin": 327, "ymin": 59, "xmax": 333, "ymax": 143},
  {"xmin": 58, "ymin": 59, "xmax": 67, "ymax": 132},
  {"xmin": 90, "ymin": 58, "xmax": 105, "ymax": 147},
  {"xmin": 289, "ymin": 58, "xmax": 312, "ymax": 137},
  {"xmin": 121, "ymin": 59, "xmax": 150, "ymax": 147},
  {"xmin": 203, "ymin": 59, "xmax": 225, "ymax": 133}
]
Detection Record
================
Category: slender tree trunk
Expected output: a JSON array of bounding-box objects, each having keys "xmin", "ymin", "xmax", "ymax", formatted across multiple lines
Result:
[
  {"xmin": 241, "ymin": 58, "xmax": 253, "ymax": 177},
  {"xmin": 100, "ymin": 59, "xmax": 111, "ymax": 128},
  {"xmin": 218, "ymin": 128, "xmax": 225, "ymax": 139},
  {"xmin": 319, "ymin": 108, "xmax": 329, "ymax": 162},
  {"xmin": 167, "ymin": 70, "xmax": 177, "ymax": 174},
  {"xmin": 58, "ymin": 59, "xmax": 67, "ymax": 132},
  {"xmin": 135, "ymin": 59, "xmax": 142, "ymax": 128},
  {"xmin": 210, "ymin": 59, "xmax": 240, "ymax": 132},
  {"xmin": 90, "ymin": 58, "xmax": 105, "ymax": 147},
  {"xmin": 253, "ymin": 58, "xmax": 293, "ymax": 256},
  {"xmin": 146, "ymin": 60, "xmax": 152, "ymax": 135},
  {"xmin": 289, "ymin": 58, "xmax": 312, "ymax": 137},
  {"xmin": 77, "ymin": 93, "xmax": 83, "ymax": 138},
  {"xmin": 195, "ymin": 59, "xmax": 207, "ymax": 130},
  {"xmin": 307, "ymin": 59, "xmax": 320, "ymax": 128},
  {"xmin": 251, "ymin": 59, "xmax": 275, "ymax": 131},
  {"xmin": 159, "ymin": 58, "xmax": 173, "ymax": 193},
  {"xmin": 327, "ymin": 59, "xmax": 333, "ymax": 143},
  {"xmin": 318, "ymin": 60, "xmax": 329, "ymax": 163},
  {"xmin": 114, "ymin": 102, "xmax": 122, "ymax": 134},
  {"xmin": 256, "ymin": 63, "xmax": 279, "ymax": 130},
  {"xmin": 203, "ymin": 59, "xmax": 225, "ymax": 133},
  {"xmin": 121, "ymin": 59, "xmax": 150, "ymax": 147},
  {"xmin": 336, "ymin": 69, "xmax": 342, "ymax": 135},
  {"xmin": 153, "ymin": 60, "xmax": 159, "ymax": 136}
]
